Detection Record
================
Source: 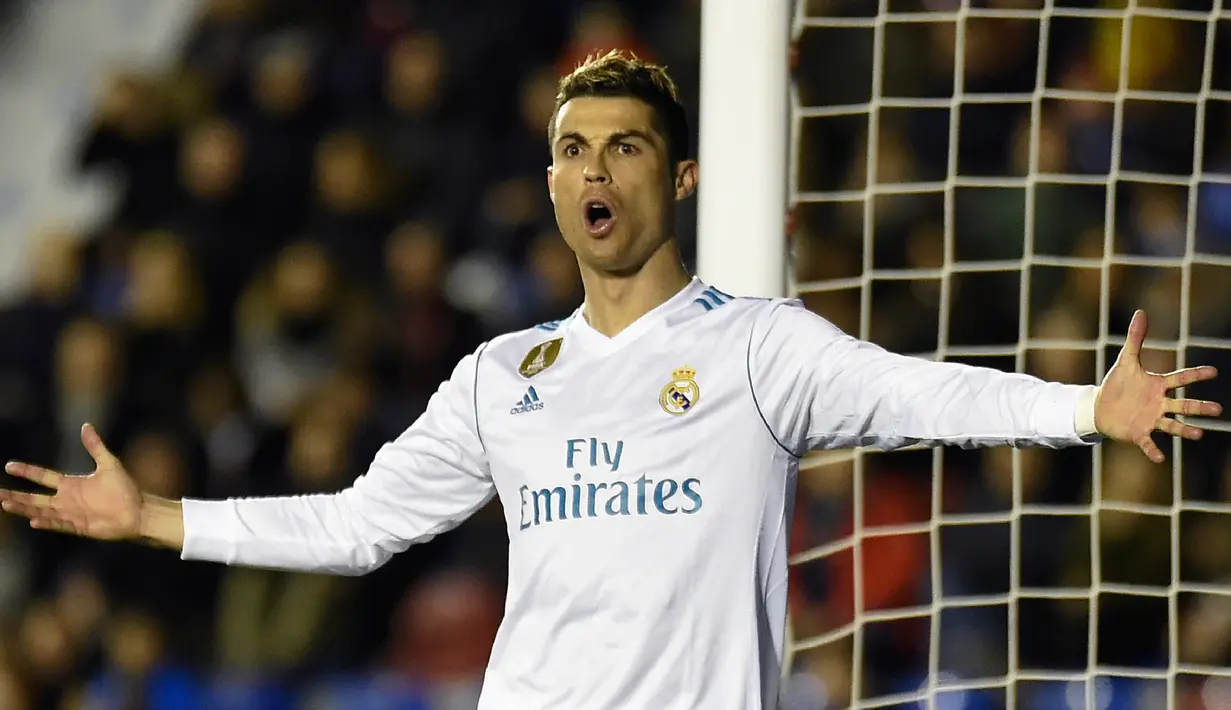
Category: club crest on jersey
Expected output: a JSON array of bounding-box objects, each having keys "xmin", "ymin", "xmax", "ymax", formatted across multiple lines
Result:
[
  {"xmin": 659, "ymin": 366, "xmax": 700, "ymax": 415},
  {"xmin": 519, "ymin": 338, "xmax": 563, "ymax": 378}
]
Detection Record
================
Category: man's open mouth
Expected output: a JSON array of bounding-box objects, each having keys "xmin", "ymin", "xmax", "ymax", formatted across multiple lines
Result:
[{"xmin": 583, "ymin": 197, "xmax": 617, "ymax": 237}]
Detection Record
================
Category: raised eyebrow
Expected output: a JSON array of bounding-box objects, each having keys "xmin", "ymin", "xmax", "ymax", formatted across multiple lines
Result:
[
  {"xmin": 610, "ymin": 130, "xmax": 654, "ymax": 145},
  {"xmin": 556, "ymin": 132, "xmax": 587, "ymax": 148}
]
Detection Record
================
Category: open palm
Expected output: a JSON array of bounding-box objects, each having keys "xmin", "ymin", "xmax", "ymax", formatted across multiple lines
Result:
[
  {"xmin": 0, "ymin": 423, "xmax": 142, "ymax": 540},
  {"xmin": 1095, "ymin": 310, "xmax": 1223, "ymax": 463}
]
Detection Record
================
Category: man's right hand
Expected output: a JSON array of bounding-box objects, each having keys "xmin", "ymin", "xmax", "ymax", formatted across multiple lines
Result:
[{"xmin": 0, "ymin": 423, "xmax": 184, "ymax": 549}]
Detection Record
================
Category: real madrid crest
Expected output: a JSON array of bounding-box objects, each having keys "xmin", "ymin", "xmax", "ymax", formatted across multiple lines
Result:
[
  {"xmin": 659, "ymin": 366, "xmax": 700, "ymax": 415},
  {"xmin": 519, "ymin": 338, "xmax": 563, "ymax": 378}
]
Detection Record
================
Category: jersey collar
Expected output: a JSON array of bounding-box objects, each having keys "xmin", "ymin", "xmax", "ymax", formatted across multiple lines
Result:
[{"xmin": 566, "ymin": 277, "xmax": 709, "ymax": 354}]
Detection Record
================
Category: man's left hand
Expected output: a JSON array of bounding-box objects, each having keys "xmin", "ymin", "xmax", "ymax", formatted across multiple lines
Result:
[{"xmin": 1095, "ymin": 310, "xmax": 1223, "ymax": 463}]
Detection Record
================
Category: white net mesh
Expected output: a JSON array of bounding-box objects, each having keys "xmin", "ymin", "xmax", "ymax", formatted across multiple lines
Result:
[{"xmin": 784, "ymin": 1, "xmax": 1231, "ymax": 709}]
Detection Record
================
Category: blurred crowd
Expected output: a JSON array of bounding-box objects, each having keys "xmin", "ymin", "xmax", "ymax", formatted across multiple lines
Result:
[
  {"xmin": 0, "ymin": 0, "xmax": 1227, "ymax": 708},
  {"xmin": 0, "ymin": 0, "xmax": 699, "ymax": 708}
]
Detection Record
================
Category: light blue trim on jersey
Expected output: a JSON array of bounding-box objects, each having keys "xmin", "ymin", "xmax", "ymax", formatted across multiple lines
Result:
[
  {"xmin": 473, "ymin": 341, "xmax": 490, "ymax": 457},
  {"xmin": 536, "ymin": 320, "xmax": 564, "ymax": 332},
  {"xmin": 745, "ymin": 315, "xmax": 798, "ymax": 459}
]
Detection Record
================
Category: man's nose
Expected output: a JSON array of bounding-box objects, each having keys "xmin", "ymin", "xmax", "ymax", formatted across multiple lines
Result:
[{"xmin": 583, "ymin": 159, "xmax": 609, "ymax": 184}]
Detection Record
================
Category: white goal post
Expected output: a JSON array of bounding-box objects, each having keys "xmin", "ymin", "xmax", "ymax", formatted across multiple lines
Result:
[
  {"xmin": 697, "ymin": 1, "xmax": 1231, "ymax": 709},
  {"xmin": 696, "ymin": 0, "xmax": 792, "ymax": 298}
]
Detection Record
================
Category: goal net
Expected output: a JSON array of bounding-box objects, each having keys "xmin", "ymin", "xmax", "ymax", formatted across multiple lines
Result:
[{"xmin": 783, "ymin": 1, "xmax": 1231, "ymax": 709}]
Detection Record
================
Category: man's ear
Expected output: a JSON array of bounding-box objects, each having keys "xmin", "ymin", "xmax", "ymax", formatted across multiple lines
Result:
[
  {"xmin": 674, "ymin": 160, "xmax": 698, "ymax": 201},
  {"xmin": 547, "ymin": 165, "xmax": 555, "ymax": 204}
]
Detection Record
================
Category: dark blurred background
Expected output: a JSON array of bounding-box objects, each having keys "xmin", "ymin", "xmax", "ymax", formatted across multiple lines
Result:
[{"xmin": 0, "ymin": 0, "xmax": 1225, "ymax": 708}]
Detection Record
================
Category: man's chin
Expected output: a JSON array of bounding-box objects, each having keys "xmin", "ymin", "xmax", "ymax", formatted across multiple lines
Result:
[
  {"xmin": 577, "ymin": 245, "xmax": 637, "ymax": 276},
  {"xmin": 563, "ymin": 227, "xmax": 661, "ymax": 276}
]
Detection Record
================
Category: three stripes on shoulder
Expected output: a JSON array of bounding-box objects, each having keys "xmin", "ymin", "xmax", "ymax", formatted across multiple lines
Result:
[{"xmin": 693, "ymin": 287, "xmax": 733, "ymax": 311}]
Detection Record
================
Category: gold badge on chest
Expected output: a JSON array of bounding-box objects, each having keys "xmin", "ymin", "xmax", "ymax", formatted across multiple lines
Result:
[
  {"xmin": 519, "ymin": 338, "xmax": 563, "ymax": 378},
  {"xmin": 659, "ymin": 366, "xmax": 700, "ymax": 415}
]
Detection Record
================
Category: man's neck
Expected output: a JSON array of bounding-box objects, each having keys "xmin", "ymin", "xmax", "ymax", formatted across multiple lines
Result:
[{"xmin": 579, "ymin": 244, "xmax": 692, "ymax": 338}]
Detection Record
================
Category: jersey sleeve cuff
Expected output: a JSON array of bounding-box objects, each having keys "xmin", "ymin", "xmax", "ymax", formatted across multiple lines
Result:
[
  {"xmin": 1031, "ymin": 383, "xmax": 1101, "ymax": 444},
  {"xmin": 180, "ymin": 498, "xmax": 239, "ymax": 563},
  {"xmin": 1074, "ymin": 385, "xmax": 1100, "ymax": 436}
]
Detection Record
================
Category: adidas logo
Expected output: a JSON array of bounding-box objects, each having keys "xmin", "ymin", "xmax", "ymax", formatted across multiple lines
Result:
[{"xmin": 510, "ymin": 386, "xmax": 545, "ymax": 415}]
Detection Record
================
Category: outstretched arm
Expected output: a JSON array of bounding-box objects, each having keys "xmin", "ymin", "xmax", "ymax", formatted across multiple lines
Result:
[
  {"xmin": 0, "ymin": 347, "xmax": 495, "ymax": 576},
  {"xmin": 748, "ymin": 302, "xmax": 1220, "ymax": 461}
]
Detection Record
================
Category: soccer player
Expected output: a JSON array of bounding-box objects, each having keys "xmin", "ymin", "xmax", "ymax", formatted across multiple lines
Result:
[{"xmin": 0, "ymin": 52, "xmax": 1222, "ymax": 709}]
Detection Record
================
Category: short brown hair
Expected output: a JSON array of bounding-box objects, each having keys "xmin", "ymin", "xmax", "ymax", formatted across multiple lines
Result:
[{"xmin": 549, "ymin": 50, "xmax": 690, "ymax": 166}]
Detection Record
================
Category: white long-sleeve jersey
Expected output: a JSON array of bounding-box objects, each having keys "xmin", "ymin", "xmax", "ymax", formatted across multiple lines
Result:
[{"xmin": 181, "ymin": 278, "xmax": 1101, "ymax": 709}]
